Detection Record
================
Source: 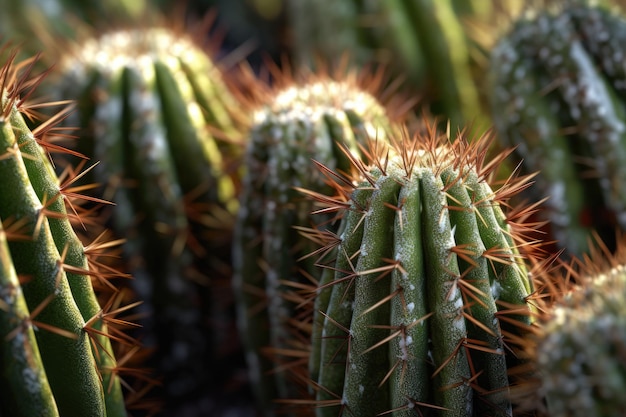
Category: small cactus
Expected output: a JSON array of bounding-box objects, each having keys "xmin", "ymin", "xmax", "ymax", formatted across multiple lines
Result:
[
  {"xmin": 232, "ymin": 72, "xmax": 402, "ymax": 415},
  {"xmin": 0, "ymin": 50, "xmax": 135, "ymax": 417},
  {"xmin": 299, "ymin": 123, "xmax": 541, "ymax": 417},
  {"xmin": 489, "ymin": 1, "xmax": 626, "ymax": 255}
]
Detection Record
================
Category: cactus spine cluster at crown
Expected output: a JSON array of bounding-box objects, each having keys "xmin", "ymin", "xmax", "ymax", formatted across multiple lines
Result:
[
  {"xmin": 0, "ymin": 52, "xmax": 132, "ymax": 417},
  {"xmin": 48, "ymin": 25, "xmax": 246, "ymax": 407},
  {"xmin": 490, "ymin": 1, "xmax": 626, "ymax": 255},
  {"xmin": 301, "ymin": 125, "xmax": 540, "ymax": 417},
  {"xmin": 232, "ymin": 75, "xmax": 395, "ymax": 416}
]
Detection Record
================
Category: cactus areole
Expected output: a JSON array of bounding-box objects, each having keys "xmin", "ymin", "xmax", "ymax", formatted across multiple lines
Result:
[{"xmin": 303, "ymin": 126, "xmax": 539, "ymax": 417}]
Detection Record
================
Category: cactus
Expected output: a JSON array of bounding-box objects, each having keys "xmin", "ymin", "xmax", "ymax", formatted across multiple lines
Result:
[
  {"xmin": 298, "ymin": 123, "xmax": 541, "ymax": 417},
  {"xmin": 525, "ymin": 238, "xmax": 626, "ymax": 417},
  {"xmin": 489, "ymin": 1, "xmax": 626, "ymax": 256},
  {"xmin": 41, "ymin": 25, "xmax": 247, "ymax": 412},
  {"xmin": 0, "ymin": 50, "xmax": 135, "ymax": 416},
  {"xmin": 232, "ymin": 73, "xmax": 402, "ymax": 415},
  {"xmin": 285, "ymin": 0, "xmax": 483, "ymax": 130}
]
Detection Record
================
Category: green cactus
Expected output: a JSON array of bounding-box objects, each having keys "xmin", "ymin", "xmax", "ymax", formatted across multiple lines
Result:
[
  {"xmin": 0, "ymin": 51, "xmax": 132, "ymax": 417},
  {"xmin": 285, "ymin": 0, "xmax": 483, "ymax": 130},
  {"xmin": 489, "ymin": 1, "xmax": 626, "ymax": 256},
  {"xmin": 43, "ymin": 25, "xmax": 246, "ymax": 408},
  {"xmin": 232, "ymin": 74, "xmax": 399, "ymax": 415},
  {"xmin": 300, "ymin": 125, "xmax": 539, "ymax": 417},
  {"xmin": 529, "ymin": 252, "xmax": 626, "ymax": 417}
]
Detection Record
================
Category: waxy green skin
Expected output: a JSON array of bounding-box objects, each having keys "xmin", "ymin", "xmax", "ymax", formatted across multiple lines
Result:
[
  {"xmin": 0, "ymin": 96, "xmax": 124, "ymax": 416},
  {"xmin": 232, "ymin": 81, "xmax": 391, "ymax": 416},
  {"xmin": 536, "ymin": 265, "xmax": 626, "ymax": 417},
  {"xmin": 490, "ymin": 3, "xmax": 626, "ymax": 255},
  {"xmin": 310, "ymin": 156, "xmax": 532, "ymax": 417}
]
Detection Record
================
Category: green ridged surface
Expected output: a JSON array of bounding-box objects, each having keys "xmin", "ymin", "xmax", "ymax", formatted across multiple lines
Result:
[
  {"xmin": 490, "ymin": 2, "xmax": 626, "ymax": 255},
  {"xmin": 535, "ymin": 264, "xmax": 626, "ymax": 417},
  {"xmin": 52, "ymin": 27, "xmax": 244, "ymax": 406},
  {"xmin": 308, "ymin": 138, "xmax": 533, "ymax": 417},
  {"xmin": 232, "ymin": 79, "xmax": 392, "ymax": 416},
  {"xmin": 0, "ymin": 73, "xmax": 123, "ymax": 416}
]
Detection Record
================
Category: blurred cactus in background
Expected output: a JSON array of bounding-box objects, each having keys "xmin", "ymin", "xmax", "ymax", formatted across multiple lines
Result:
[
  {"xmin": 489, "ymin": 1, "xmax": 626, "ymax": 256},
  {"xmin": 39, "ymin": 21, "xmax": 252, "ymax": 416},
  {"xmin": 523, "ymin": 236, "xmax": 626, "ymax": 416}
]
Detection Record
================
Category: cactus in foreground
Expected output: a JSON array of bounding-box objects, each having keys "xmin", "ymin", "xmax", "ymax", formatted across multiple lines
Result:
[
  {"xmin": 490, "ymin": 1, "xmax": 626, "ymax": 255},
  {"xmin": 232, "ymin": 73, "xmax": 399, "ymax": 415},
  {"xmin": 299, "ymin": 124, "xmax": 541, "ymax": 417},
  {"xmin": 0, "ymin": 52, "xmax": 133, "ymax": 416},
  {"xmin": 525, "ymin": 239, "xmax": 626, "ymax": 417},
  {"xmin": 45, "ymin": 25, "xmax": 246, "ymax": 410}
]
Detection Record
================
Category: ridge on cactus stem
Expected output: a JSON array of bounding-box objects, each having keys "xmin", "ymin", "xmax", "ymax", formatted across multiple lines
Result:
[
  {"xmin": 520, "ymin": 234, "xmax": 626, "ymax": 417},
  {"xmin": 0, "ymin": 47, "xmax": 143, "ymax": 416},
  {"xmin": 232, "ymin": 64, "xmax": 415, "ymax": 417},
  {"xmin": 36, "ymin": 13, "xmax": 252, "ymax": 414},
  {"xmin": 489, "ymin": 0, "xmax": 626, "ymax": 256},
  {"xmin": 288, "ymin": 120, "xmax": 547, "ymax": 417}
]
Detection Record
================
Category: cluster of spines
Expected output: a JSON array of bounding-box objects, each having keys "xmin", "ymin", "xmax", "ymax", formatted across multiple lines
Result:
[
  {"xmin": 0, "ymin": 50, "xmax": 143, "ymax": 416},
  {"xmin": 489, "ymin": 1, "xmax": 626, "ymax": 255},
  {"xmin": 293, "ymin": 122, "xmax": 544, "ymax": 417}
]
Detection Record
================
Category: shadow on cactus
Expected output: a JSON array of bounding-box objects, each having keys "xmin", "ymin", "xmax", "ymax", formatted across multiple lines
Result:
[
  {"xmin": 283, "ymin": 121, "xmax": 549, "ymax": 416},
  {"xmin": 0, "ymin": 48, "xmax": 145, "ymax": 416}
]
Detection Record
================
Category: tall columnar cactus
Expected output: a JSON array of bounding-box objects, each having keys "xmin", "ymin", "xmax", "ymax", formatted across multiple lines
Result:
[
  {"xmin": 525, "ymin": 241, "xmax": 626, "ymax": 417},
  {"xmin": 285, "ymin": 0, "xmax": 483, "ymax": 129},
  {"xmin": 45, "ymin": 25, "xmax": 247, "ymax": 410},
  {"xmin": 299, "ymin": 124, "xmax": 540, "ymax": 417},
  {"xmin": 232, "ymin": 74, "xmax": 399, "ymax": 415},
  {"xmin": 0, "ymin": 52, "xmax": 135, "ymax": 416},
  {"xmin": 489, "ymin": 1, "xmax": 626, "ymax": 256}
]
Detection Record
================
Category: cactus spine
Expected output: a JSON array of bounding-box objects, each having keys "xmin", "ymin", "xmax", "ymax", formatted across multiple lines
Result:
[
  {"xmin": 489, "ymin": 1, "xmax": 626, "ymax": 255},
  {"xmin": 302, "ymin": 124, "xmax": 539, "ymax": 416},
  {"xmin": 232, "ymin": 74, "xmax": 397, "ymax": 415},
  {"xmin": 0, "ymin": 52, "xmax": 131, "ymax": 416}
]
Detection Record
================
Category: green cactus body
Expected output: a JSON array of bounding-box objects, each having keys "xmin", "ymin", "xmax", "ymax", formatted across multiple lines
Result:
[
  {"xmin": 285, "ymin": 0, "xmax": 482, "ymax": 129},
  {"xmin": 533, "ymin": 263, "xmax": 626, "ymax": 417},
  {"xmin": 305, "ymin": 128, "xmax": 536, "ymax": 417},
  {"xmin": 232, "ymin": 78, "xmax": 394, "ymax": 415},
  {"xmin": 0, "ymin": 56, "xmax": 129, "ymax": 416},
  {"xmin": 490, "ymin": 3, "xmax": 626, "ymax": 255},
  {"xmin": 50, "ymin": 27, "xmax": 245, "ymax": 406}
]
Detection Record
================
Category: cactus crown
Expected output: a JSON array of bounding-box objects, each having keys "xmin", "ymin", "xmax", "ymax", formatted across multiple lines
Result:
[{"xmin": 291, "ymin": 121, "xmax": 546, "ymax": 416}]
